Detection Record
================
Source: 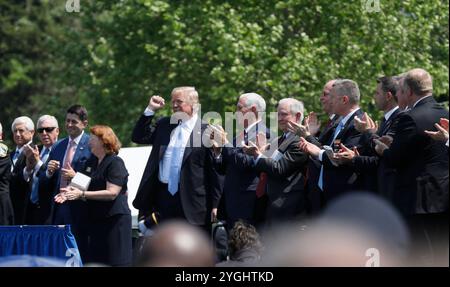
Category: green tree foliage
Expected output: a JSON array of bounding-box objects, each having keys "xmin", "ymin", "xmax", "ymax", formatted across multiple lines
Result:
[{"xmin": 1, "ymin": 0, "xmax": 448, "ymax": 147}]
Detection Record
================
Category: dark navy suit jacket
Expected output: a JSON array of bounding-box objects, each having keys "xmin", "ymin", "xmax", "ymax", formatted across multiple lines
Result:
[{"xmin": 43, "ymin": 132, "xmax": 92, "ymax": 226}]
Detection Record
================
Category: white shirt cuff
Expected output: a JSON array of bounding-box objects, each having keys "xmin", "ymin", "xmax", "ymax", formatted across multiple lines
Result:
[
  {"xmin": 23, "ymin": 167, "xmax": 32, "ymax": 182},
  {"xmin": 446, "ymin": 139, "xmax": 449, "ymax": 147},
  {"xmin": 34, "ymin": 160, "xmax": 43, "ymax": 173},
  {"xmin": 144, "ymin": 107, "xmax": 155, "ymax": 116},
  {"xmin": 318, "ymin": 150, "xmax": 325, "ymax": 162}
]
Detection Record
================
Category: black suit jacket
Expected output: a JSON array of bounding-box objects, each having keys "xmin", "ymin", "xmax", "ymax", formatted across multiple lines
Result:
[
  {"xmin": 9, "ymin": 144, "xmax": 36, "ymax": 225},
  {"xmin": 382, "ymin": 96, "xmax": 449, "ymax": 215},
  {"xmin": 321, "ymin": 109, "xmax": 365, "ymax": 201},
  {"xmin": 213, "ymin": 121, "xmax": 273, "ymax": 227},
  {"xmin": 352, "ymin": 108, "xmax": 402, "ymax": 194},
  {"xmin": 132, "ymin": 114, "xmax": 222, "ymax": 226},
  {"xmin": 0, "ymin": 144, "xmax": 14, "ymax": 225},
  {"xmin": 35, "ymin": 145, "xmax": 55, "ymax": 224},
  {"xmin": 254, "ymin": 133, "xmax": 309, "ymax": 221},
  {"xmin": 305, "ymin": 115, "xmax": 341, "ymax": 212}
]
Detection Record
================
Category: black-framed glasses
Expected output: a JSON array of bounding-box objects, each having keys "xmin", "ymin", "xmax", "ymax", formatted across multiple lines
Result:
[{"xmin": 37, "ymin": 127, "xmax": 57, "ymax": 133}]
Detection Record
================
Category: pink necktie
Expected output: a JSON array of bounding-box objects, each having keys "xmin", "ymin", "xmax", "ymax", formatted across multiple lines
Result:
[{"xmin": 60, "ymin": 140, "xmax": 76, "ymax": 188}]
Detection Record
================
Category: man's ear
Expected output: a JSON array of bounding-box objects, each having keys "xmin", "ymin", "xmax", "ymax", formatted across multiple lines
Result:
[
  {"xmin": 342, "ymin": 95, "xmax": 349, "ymax": 104},
  {"xmin": 386, "ymin": 91, "xmax": 392, "ymax": 101},
  {"xmin": 296, "ymin": 112, "xmax": 302, "ymax": 123}
]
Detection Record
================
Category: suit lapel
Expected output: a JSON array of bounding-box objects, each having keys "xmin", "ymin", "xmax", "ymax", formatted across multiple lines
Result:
[
  {"xmin": 336, "ymin": 109, "xmax": 363, "ymax": 141},
  {"xmin": 380, "ymin": 109, "xmax": 400, "ymax": 136},
  {"xmin": 12, "ymin": 152, "xmax": 26, "ymax": 174},
  {"xmin": 71, "ymin": 133, "xmax": 88, "ymax": 167},
  {"xmin": 278, "ymin": 133, "xmax": 296, "ymax": 153},
  {"xmin": 181, "ymin": 119, "xmax": 202, "ymax": 167},
  {"xmin": 319, "ymin": 116, "xmax": 340, "ymax": 144},
  {"xmin": 159, "ymin": 122, "xmax": 178, "ymax": 161}
]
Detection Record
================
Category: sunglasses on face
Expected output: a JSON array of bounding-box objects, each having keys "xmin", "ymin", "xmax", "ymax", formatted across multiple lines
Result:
[{"xmin": 37, "ymin": 127, "xmax": 57, "ymax": 133}]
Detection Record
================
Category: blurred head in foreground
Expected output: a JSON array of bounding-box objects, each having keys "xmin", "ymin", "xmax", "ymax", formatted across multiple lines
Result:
[
  {"xmin": 136, "ymin": 220, "xmax": 215, "ymax": 267},
  {"xmin": 262, "ymin": 192, "xmax": 411, "ymax": 266}
]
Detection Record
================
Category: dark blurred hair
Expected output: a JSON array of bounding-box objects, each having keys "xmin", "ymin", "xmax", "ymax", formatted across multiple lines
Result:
[
  {"xmin": 228, "ymin": 220, "xmax": 263, "ymax": 259},
  {"xmin": 90, "ymin": 125, "xmax": 121, "ymax": 155},
  {"xmin": 67, "ymin": 105, "xmax": 88, "ymax": 122},
  {"xmin": 377, "ymin": 76, "xmax": 398, "ymax": 102}
]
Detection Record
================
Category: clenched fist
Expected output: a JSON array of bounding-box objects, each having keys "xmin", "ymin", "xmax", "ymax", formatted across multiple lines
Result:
[{"xmin": 148, "ymin": 95, "xmax": 165, "ymax": 111}]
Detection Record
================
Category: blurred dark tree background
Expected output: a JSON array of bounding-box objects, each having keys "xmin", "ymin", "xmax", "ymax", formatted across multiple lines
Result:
[{"xmin": 1, "ymin": 0, "xmax": 448, "ymax": 147}]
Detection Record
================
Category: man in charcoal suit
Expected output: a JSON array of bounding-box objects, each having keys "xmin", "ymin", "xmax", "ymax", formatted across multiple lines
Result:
[{"xmin": 243, "ymin": 98, "xmax": 309, "ymax": 224}]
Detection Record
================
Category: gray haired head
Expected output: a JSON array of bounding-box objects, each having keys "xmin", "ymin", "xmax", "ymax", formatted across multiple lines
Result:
[
  {"xmin": 332, "ymin": 79, "xmax": 361, "ymax": 105},
  {"xmin": 37, "ymin": 115, "xmax": 59, "ymax": 129},
  {"xmin": 11, "ymin": 116, "xmax": 35, "ymax": 132},
  {"xmin": 278, "ymin": 98, "xmax": 304, "ymax": 123},
  {"xmin": 240, "ymin": 92, "xmax": 266, "ymax": 112}
]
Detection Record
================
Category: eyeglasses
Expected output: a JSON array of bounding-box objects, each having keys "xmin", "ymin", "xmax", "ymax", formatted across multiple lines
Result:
[{"xmin": 37, "ymin": 127, "xmax": 57, "ymax": 133}]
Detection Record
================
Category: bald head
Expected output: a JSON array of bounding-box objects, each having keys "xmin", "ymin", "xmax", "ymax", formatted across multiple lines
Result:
[
  {"xmin": 402, "ymin": 68, "xmax": 433, "ymax": 107},
  {"xmin": 403, "ymin": 68, "xmax": 433, "ymax": 97},
  {"xmin": 137, "ymin": 221, "xmax": 215, "ymax": 267}
]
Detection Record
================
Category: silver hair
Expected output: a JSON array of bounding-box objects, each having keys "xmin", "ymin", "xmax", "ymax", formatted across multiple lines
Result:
[
  {"xmin": 240, "ymin": 92, "xmax": 266, "ymax": 112},
  {"xmin": 11, "ymin": 116, "xmax": 35, "ymax": 132},
  {"xmin": 37, "ymin": 115, "xmax": 59, "ymax": 129},
  {"xmin": 332, "ymin": 79, "xmax": 360, "ymax": 105},
  {"xmin": 279, "ymin": 98, "xmax": 304, "ymax": 123}
]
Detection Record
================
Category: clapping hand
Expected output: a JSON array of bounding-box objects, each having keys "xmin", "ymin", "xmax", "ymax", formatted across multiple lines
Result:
[
  {"xmin": 335, "ymin": 143, "xmax": 359, "ymax": 165},
  {"xmin": 354, "ymin": 112, "xmax": 378, "ymax": 134},
  {"xmin": 23, "ymin": 144, "xmax": 39, "ymax": 172},
  {"xmin": 47, "ymin": 160, "xmax": 61, "ymax": 176},
  {"xmin": 298, "ymin": 137, "xmax": 321, "ymax": 157},
  {"xmin": 425, "ymin": 118, "xmax": 449, "ymax": 142},
  {"xmin": 305, "ymin": 112, "xmax": 321, "ymax": 136},
  {"xmin": 287, "ymin": 120, "xmax": 310, "ymax": 137},
  {"xmin": 374, "ymin": 138, "xmax": 389, "ymax": 156},
  {"xmin": 61, "ymin": 162, "xmax": 75, "ymax": 181},
  {"xmin": 54, "ymin": 186, "xmax": 82, "ymax": 204}
]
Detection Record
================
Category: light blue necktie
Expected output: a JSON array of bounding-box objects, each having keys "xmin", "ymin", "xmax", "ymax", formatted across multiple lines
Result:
[
  {"xmin": 30, "ymin": 148, "xmax": 50, "ymax": 204},
  {"xmin": 168, "ymin": 125, "xmax": 184, "ymax": 195},
  {"xmin": 318, "ymin": 120, "xmax": 345, "ymax": 191},
  {"xmin": 11, "ymin": 150, "xmax": 20, "ymax": 172}
]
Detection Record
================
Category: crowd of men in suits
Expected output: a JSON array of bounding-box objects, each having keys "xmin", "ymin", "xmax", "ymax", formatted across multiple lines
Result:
[{"xmin": 0, "ymin": 67, "xmax": 448, "ymax": 266}]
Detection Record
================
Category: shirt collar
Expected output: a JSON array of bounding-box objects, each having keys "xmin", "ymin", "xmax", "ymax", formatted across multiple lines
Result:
[
  {"xmin": 69, "ymin": 130, "xmax": 84, "ymax": 145},
  {"xmin": 16, "ymin": 141, "xmax": 32, "ymax": 154},
  {"xmin": 412, "ymin": 95, "xmax": 433, "ymax": 109},
  {"xmin": 180, "ymin": 113, "xmax": 198, "ymax": 131},
  {"xmin": 340, "ymin": 108, "xmax": 360, "ymax": 126},
  {"xmin": 384, "ymin": 106, "xmax": 399, "ymax": 121}
]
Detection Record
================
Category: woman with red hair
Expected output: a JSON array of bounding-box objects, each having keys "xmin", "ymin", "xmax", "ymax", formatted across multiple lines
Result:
[{"xmin": 56, "ymin": 125, "xmax": 131, "ymax": 266}]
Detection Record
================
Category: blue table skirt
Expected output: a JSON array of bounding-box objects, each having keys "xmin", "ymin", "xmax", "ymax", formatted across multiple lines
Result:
[{"xmin": 0, "ymin": 225, "xmax": 82, "ymax": 266}]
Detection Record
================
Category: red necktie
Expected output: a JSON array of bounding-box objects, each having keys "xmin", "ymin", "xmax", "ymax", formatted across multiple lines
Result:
[{"xmin": 255, "ymin": 172, "xmax": 267, "ymax": 198}]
